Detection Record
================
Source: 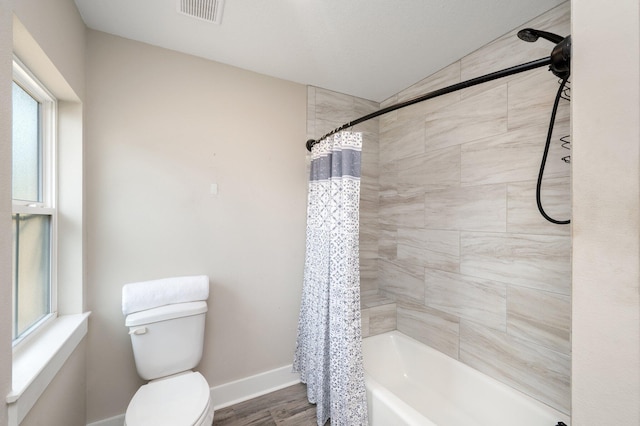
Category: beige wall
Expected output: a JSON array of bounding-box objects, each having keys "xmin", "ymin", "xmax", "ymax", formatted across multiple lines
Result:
[
  {"xmin": 572, "ymin": 1, "xmax": 640, "ymax": 424},
  {"xmin": 84, "ymin": 31, "xmax": 308, "ymax": 422},
  {"xmin": 377, "ymin": 3, "xmax": 571, "ymax": 415},
  {"xmin": 12, "ymin": 0, "xmax": 85, "ymax": 100},
  {"xmin": 20, "ymin": 341, "xmax": 87, "ymax": 426},
  {"xmin": 0, "ymin": 1, "xmax": 13, "ymax": 425}
]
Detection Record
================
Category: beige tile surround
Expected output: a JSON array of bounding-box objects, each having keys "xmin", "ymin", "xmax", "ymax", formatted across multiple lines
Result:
[
  {"xmin": 360, "ymin": 293, "xmax": 396, "ymax": 338},
  {"xmin": 306, "ymin": 1, "xmax": 571, "ymax": 417}
]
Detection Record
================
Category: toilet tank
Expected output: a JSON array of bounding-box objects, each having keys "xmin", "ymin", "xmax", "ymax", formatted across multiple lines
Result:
[{"xmin": 125, "ymin": 301, "xmax": 207, "ymax": 381}]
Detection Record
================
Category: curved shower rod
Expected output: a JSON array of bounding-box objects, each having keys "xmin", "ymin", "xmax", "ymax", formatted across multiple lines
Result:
[{"xmin": 305, "ymin": 34, "xmax": 571, "ymax": 152}]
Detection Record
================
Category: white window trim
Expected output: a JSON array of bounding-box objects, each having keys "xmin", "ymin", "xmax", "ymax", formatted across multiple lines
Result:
[
  {"xmin": 12, "ymin": 57, "xmax": 56, "ymax": 208},
  {"xmin": 9, "ymin": 19, "xmax": 88, "ymax": 425},
  {"xmin": 11, "ymin": 56, "xmax": 58, "ymax": 346},
  {"xmin": 6, "ymin": 312, "xmax": 90, "ymax": 426},
  {"xmin": 6, "ymin": 57, "xmax": 91, "ymax": 426}
]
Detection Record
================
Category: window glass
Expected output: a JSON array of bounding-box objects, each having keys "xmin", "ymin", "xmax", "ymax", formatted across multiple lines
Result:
[
  {"xmin": 12, "ymin": 81, "xmax": 41, "ymax": 203},
  {"xmin": 12, "ymin": 214, "xmax": 51, "ymax": 338},
  {"xmin": 11, "ymin": 59, "xmax": 56, "ymax": 344}
]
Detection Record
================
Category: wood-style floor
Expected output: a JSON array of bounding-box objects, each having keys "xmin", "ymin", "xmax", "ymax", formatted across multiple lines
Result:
[{"xmin": 212, "ymin": 383, "xmax": 331, "ymax": 426}]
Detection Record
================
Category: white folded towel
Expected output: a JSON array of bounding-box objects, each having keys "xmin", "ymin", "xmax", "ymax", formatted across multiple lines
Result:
[{"xmin": 122, "ymin": 275, "xmax": 210, "ymax": 316}]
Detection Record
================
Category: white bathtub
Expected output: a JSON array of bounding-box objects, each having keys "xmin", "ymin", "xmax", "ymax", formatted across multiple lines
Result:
[{"xmin": 362, "ymin": 331, "xmax": 570, "ymax": 426}]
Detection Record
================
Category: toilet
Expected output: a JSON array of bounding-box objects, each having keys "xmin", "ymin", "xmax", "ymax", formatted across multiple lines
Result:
[{"xmin": 122, "ymin": 276, "xmax": 214, "ymax": 426}]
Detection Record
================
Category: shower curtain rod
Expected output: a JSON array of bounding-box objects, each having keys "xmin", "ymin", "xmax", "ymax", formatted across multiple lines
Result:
[{"xmin": 306, "ymin": 56, "xmax": 552, "ymax": 151}]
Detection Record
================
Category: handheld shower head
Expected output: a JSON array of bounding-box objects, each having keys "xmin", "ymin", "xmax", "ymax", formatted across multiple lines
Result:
[
  {"xmin": 517, "ymin": 28, "xmax": 540, "ymax": 43},
  {"xmin": 517, "ymin": 28, "xmax": 564, "ymax": 44},
  {"xmin": 517, "ymin": 28, "xmax": 571, "ymax": 79}
]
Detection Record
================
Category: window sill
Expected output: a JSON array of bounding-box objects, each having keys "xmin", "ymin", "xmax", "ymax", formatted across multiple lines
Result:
[{"xmin": 6, "ymin": 312, "xmax": 91, "ymax": 426}]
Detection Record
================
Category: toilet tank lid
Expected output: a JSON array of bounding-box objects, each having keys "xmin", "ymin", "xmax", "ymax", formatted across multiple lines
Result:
[{"xmin": 125, "ymin": 301, "xmax": 207, "ymax": 327}]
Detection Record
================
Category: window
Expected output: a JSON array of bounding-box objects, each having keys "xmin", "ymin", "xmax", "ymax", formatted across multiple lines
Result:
[{"xmin": 11, "ymin": 58, "xmax": 57, "ymax": 344}]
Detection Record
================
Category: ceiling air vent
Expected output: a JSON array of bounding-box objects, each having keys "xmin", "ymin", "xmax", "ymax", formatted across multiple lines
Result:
[{"xmin": 178, "ymin": 0, "xmax": 225, "ymax": 24}]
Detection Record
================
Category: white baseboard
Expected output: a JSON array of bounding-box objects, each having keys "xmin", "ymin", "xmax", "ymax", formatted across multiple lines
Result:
[
  {"xmin": 86, "ymin": 414, "xmax": 125, "ymax": 426},
  {"xmin": 86, "ymin": 365, "xmax": 301, "ymax": 425},
  {"xmin": 211, "ymin": 364, "xmax": 301, "ymax": 410}
]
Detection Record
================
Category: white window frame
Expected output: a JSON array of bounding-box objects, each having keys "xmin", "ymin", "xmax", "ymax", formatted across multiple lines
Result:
[{"xmin": 11, "ymin": 56, "xmax": 58, "ymax": 347}]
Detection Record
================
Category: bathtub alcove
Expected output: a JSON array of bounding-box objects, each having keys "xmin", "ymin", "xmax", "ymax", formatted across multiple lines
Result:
[{"xmin": 310, "ymin": 2, "xmax": 573, "ymax": 423}]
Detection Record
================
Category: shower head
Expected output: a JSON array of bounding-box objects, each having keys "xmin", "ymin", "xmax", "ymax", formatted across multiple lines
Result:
[
  {"xmin": 517, "ymin": 28, "xmax": 571, "ymax": 79},
  {"xmin": 517, "ymin": 28, "xmax": 564, "ymax": 44}
]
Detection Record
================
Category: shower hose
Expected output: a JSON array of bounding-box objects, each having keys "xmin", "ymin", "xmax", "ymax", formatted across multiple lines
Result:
[{"xmin": 536, "ymin": 75, "xmax": 571, "ymax": 225}]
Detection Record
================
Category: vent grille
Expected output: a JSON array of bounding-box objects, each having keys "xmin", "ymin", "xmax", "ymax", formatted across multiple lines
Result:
[{"xmin": 178, "ymin": 0, "xmax": 225, "ymax": 24}]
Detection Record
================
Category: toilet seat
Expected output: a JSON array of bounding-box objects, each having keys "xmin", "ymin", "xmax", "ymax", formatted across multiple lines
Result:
[{"xmin": 125, "ymin": 371, "xmax": 213, "ymax": 426}]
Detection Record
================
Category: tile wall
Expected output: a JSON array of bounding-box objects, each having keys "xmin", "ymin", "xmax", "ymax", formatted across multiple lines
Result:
[
  {"xmin": 379, "ymin": 2, "xmax": 571, "ymax": 415},
  {"xmin": 306, "ymin": 1, "xmax": 571, "ymax": 416}
]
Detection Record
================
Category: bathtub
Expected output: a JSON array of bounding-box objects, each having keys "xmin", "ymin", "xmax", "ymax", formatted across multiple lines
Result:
[{"xmin": 362, "ymin": 331, "xmax": 570, "ymax": 426}]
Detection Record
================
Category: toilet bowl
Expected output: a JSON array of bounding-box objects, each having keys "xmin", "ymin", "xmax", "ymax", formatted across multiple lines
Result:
[
  {"xmin": 125, "ymin": 371, "xmax": 214, "ymax": 426},
  {"xmin": 122, "ymin": 276, "xmax": 213, "ymax": 426}
]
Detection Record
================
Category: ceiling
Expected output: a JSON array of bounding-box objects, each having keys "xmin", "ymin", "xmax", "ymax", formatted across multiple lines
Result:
[{"xmin": 74, "ymin": 0, "xmax": 565, "ymax": 102}]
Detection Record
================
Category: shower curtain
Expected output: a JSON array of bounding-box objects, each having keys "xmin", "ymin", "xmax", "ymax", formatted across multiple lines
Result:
[{"xmin": 293, "ymin": 132, "xmax": 368, "ymax": 426}]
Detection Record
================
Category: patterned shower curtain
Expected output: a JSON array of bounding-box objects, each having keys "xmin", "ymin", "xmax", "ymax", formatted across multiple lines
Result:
[{"xmin": 293, "ymin": 132, "xmax": 368, "ymax": 426}]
